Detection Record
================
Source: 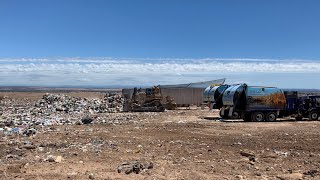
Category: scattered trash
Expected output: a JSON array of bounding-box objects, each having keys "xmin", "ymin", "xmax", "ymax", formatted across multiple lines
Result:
[
  {"xmin": 88, "ymin": 173, "xmax": 95, "ymax": 179},
  {"xmin": 81, "ymin": 116, "xmax": 94, "ymax": 124},
  {"xmin": 23, "ymin": 128, "xmax": 37, "ymax": 136},
  {"xmin": 45, "ymin": 155, "xmax": 63, "ymax": 163},
  {"xmin": 6, "ymin": 164, "xmax": 24, "ymax": 174},
  {"xmin": 117, "ymin": 160, "xmax": 153, "ymax": 174},
  {"xmin": 240, "ymin": 150, "xmax": 255, "ymax": 158},
  {"xmin": 304, "ymin": 170, "xmax": 319, "ymax": 177}
]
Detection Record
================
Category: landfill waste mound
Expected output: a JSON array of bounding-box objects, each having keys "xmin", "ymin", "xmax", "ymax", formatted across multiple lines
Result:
[
  {"xmin": 0, "ymin": 93, "xmax": 142, "ymax": 136},
  {"xmin": 35, "ymin": 93, "xmax": 124, "ymax": 114}
]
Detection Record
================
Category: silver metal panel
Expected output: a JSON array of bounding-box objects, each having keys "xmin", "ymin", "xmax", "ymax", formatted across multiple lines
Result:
[
  {"xmin": 161, "ymin": 88, "xmax": 204, "ymax": 106},
  {"xmin": 160, "ymin": 78, "xmax": 226, "ymax": 88},
  {"xmin": 203, "ymin": 86, "xmax": 212, "ymax": 102},
  {"xmin": 122, "ymin": 87, "xmax": 206, "ymax": 106},
  {"xmin": 222, "ymin": 84, "xmax": 244, "ymax": 106}
]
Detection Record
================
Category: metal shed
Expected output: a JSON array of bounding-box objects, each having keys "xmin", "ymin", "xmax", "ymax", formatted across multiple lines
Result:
[{"xmin": 160, "ymin": 87, "xmax": 205, "ymax": 106}]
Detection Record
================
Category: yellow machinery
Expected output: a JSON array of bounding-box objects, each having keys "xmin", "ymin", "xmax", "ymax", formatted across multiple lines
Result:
[{"xmin": 125, "ymin": 86, "xmax": 176, "ymax": 112}]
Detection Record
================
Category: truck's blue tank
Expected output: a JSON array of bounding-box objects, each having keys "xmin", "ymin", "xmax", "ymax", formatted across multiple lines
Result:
[{"xmin": 222, "ymin": 84, "xmax": 286, "ymax": 111}]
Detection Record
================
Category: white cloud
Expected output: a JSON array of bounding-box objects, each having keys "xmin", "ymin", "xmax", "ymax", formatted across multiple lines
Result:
[{"xmin": 0, "ymin": 58, "xmax": 319, "ymax": 88}]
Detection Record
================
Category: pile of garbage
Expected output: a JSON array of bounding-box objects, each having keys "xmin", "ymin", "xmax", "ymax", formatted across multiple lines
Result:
[
  {"xmin": 0, "ymin": 93, "xmax": 133, "ymax": 136},
  {"xmin": 34, "ymin": 93, "xmax": 124, "ymax": 114}
]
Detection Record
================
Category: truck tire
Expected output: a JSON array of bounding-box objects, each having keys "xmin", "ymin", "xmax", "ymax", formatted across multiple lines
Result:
[
  {"xmin": 242, "ymin": 112, "xmax": 251, "ymax": 122},
  {"xmin": 308, "ymin": 111, "xmax": 319, "ymax": 121},
  {"xmin": 232, "ymin": 111, "xmax": 240, "ymax": 119},
  {"xmin": 265, "ymin": 112, "xmax": 277, "ymax": 122},
  {"xmin": 251, "ymin": 112, "xmax": 265, "ymax": 122},
  {"xmin": 219, "ymin": 109, "xmax": 229, "ymax": 119}
]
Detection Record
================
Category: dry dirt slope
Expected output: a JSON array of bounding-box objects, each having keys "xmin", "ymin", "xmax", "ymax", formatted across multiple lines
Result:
[{"xmin": 0, "ymin": 110, "xmax": 320, "ymax": 179}]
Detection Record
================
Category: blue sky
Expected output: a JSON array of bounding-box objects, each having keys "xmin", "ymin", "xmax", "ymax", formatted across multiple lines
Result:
[{"xmin": 0, "ymin": 1, "xmax": 320, "ymax": 88}]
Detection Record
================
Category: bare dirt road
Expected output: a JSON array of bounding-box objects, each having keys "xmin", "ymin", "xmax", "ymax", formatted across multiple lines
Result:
[{"xmin": 0, "ymin": 92, "xmax": 320, "ymax": 180}]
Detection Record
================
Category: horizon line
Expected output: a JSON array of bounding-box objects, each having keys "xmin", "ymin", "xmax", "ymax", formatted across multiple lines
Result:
[{"xmin": 1, "ymin": 57, "xmax": 320, "ymax": 62}]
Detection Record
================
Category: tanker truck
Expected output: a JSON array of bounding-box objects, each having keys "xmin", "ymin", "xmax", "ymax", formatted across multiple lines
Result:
[
  {"xmin": 203, "ymin": 84, "xmax": 320, "ymax": 121},
  {"xmin": 220, "ymin": 84, "xmax": 286, "ymax": 122}
]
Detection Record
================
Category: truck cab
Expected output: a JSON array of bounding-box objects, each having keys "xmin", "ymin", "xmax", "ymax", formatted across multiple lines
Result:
[{"xmin": 298, "ymin": 95, "xmax": 320, "ymax": 120}]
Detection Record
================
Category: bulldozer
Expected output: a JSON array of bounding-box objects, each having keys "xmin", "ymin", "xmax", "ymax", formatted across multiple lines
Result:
[{"xmin": 124, "ymin": 86, "xmax": 176, "ymax": 112}]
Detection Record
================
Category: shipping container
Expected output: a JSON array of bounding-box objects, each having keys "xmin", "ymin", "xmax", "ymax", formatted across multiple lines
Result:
[{"xmin": 123, "ymin": 87, "xmax": 205, "ymax": 106}]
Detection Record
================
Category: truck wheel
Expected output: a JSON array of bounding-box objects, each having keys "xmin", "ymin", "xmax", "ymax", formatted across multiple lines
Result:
[
  {"xmin": 308, "ymin": 111, "xmax": 319, "ymax": 121},
  {"xmin": 232, "ymin": 111, "xmax": 240, "ymax": 119},
  {"xmin": 219, "ymin": 109, "xmax": 229, "ymax": 119},
  {"xmin": 251, "ymin": 112, "xmax": 265, "ymax": 122},
  {"xmin": 242, "ymin": 112, "xmax": 251, "ymax": 122},
  {"xmin": 265, "ymin": 112, "xmax": 277, "ymax": 122}
]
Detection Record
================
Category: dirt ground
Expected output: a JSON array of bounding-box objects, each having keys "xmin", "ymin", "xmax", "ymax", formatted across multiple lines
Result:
[{"xmin": 1, "ymin": 92, "xmax": 320, "ymax": 180}]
